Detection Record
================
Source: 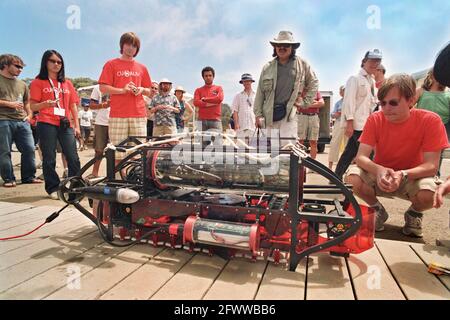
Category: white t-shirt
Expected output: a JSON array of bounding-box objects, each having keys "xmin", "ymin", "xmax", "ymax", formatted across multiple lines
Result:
[
  {"xmin": 90, "ymin": 85, "xmax": 110, "ymax": 126},
  {"xmin": 78, "ymin": 109, "xmax": 93, "ymax": 127}
]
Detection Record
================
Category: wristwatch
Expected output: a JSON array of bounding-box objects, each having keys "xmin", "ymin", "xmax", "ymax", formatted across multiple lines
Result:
[{"xmin": 400, "ymin": 170, "xmax": 408, "ymax": 183}]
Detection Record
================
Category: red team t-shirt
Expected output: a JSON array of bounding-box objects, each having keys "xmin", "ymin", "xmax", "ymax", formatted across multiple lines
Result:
[
  {"xmin": 193, "ymin": 85, "xmax": 224, "ymax": 120},
  {"xmin": 303, "ymin": 91, "xmax": 322, "ymax": 114},
  {"xmin": 30, "ymin": 78, "xmax": 79, "ymax": 127},
  {"xmin": 98, "ymin": 58, "xmax": 151, "ymax": 118},
  {"xmin": 359, "ymin": 109, "xmax": 449, "ymax": 171}
]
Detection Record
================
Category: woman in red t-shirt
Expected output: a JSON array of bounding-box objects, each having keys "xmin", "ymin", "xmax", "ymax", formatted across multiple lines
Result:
[{"xmin": 30, "ymin": 50, "xmax": 81, "ymax": 199}]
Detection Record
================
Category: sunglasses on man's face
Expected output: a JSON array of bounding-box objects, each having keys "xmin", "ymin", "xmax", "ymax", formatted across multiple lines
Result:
[
  {"xmin": 48, "ymin": 59, "xmax": 62, "ymax": 65},
  {"xmin": 380, "ymin": 99, "xmax": 400, "ymax": 107},
  {"xmin": 275, "ymin": 44, "xmax": 291, "ymax": 48},
  {"xmin": 13, "ymin": 64, "xmax": 24, "ymax": 70}
]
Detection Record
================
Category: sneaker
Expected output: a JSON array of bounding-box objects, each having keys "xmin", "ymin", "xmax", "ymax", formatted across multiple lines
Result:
[
  {"xmin": 49, "ymin": 192, "xmax": 60, "ymax": 200},
  {"xmin": 373, "ymin": 205, "xmax": 389, "ymax": 231},
  {"xmin": 402, "ymin": 210, "xmax": 423, "ymax": 238}
]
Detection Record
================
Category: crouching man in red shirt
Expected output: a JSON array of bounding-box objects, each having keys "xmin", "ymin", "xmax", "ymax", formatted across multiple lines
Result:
[{"xmin": 345, "ymin": 74, "xmax": 449, "ymax": 238}]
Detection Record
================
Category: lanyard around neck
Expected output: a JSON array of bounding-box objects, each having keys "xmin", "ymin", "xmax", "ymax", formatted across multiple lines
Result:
[{"xmin": 48, "ymin": 78, "xmax": 63, "ymax": 108}]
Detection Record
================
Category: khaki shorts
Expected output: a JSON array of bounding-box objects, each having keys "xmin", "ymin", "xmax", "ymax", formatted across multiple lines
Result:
[
  {"xmin": 153, "ymin": 125, "xmax": 177, "ymax": 137},
  {"xmin": 93, "ymin": 124, "xmax": 109, "ymax": 151},
  {"xmin": 297, "ymin": 113, "xmax": 319, "ymax": 141},
  {"xmin": 109, "ymin": 117, "xmax": 147, "ymax": 160},
  {"xmin": 345, "ymin": 165, "xmax": 440, "ymax": 200},
  {"xmin": 264, "ymin": 116, "xmax": 298, "ymax": 147}
]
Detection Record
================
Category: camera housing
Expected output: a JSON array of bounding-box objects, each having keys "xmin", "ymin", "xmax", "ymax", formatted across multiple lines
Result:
[{"xmin": 60, "ymin": 117, "xmax": 70, "ymax": 130}]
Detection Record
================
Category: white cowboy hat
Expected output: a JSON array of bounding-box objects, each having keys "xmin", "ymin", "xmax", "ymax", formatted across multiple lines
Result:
[
  {"xmin": 159, "ymin": 78, "xmax": 172, "ymax": 84},
  {"xmin": 174, "ymin": 85, "xmax": 186, "ymax": 93},
  {"xmin": 269, "ymin": 31, "xmax": 300, "ymax": 49}
]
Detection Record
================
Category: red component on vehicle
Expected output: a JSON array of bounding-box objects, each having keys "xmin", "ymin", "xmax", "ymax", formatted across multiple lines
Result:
[
  {"xmin": 142, "ymin": 215, "xmax": 171, "ymax": 227},
  {"xmin": 169, "ymin": 224, "xmax": 180, "ymax": 236},
  {"xmin": 170, "ymin": 235, "xmax": 177, "ymax": 248},
  {"xmin": 327, "ymin": 204, "xmax": 375, "ymax": 254},
  {"xmin": 148, "ymin": 150, "xmax": 169, "ymax": 190},
  {"xmin": 273, "ymin": 249, "xmax": 281, "ymax": 265},
  {"xmin": 119, "ymin": 227, "xmax": 127, "ymax": 241},
  {"xmin": 294, "ymin": 204, "xmax": 375, "ymax": 255},
  {"xmin": 243, "ymin": 213, "xmax": 266, "ymax": 223},
  {"xmin": 152, "ymin": 234, "xmax": 159, "ymax": 246},
  {"xmin": 250, "ymin": 199, "xmax": 269, "ymax": 208},
  {"xmin": 183, "ymin": 216, "xmax": 197, "ymax": 244},
  {"xmin": 135, "ymin": 229, "xmax": 142, "ymax": 241}
]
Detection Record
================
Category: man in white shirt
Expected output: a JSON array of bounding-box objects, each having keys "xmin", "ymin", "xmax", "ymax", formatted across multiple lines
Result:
[
  {"xmin": 334, "ymin": 49, "xmax": 382, "ymax": 180},
  {"xmin": 78, "ymin": 105, "xmax": 93, "ymax": 151},
  {"xmin": 231, "ymin": 73, "xmax": 256, "ymax": 137},
  {"xmin": 88, "ymin": 85, "xmax": 110, "ymax": 178}
]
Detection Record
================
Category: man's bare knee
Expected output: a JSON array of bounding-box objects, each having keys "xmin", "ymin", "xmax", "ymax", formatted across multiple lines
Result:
[{"xmin": 411, "ymin": 190, "xmax": 434, "ymax": 210}]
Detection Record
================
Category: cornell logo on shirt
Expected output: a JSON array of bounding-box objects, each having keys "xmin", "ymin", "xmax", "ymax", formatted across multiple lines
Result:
[
  {"xmin": 43, "ymin": 88, "xmax": 70, "ymax": 94},
  {"xmin": 117, "ymin": 70, "xmax": 141, "ymax": 77}
]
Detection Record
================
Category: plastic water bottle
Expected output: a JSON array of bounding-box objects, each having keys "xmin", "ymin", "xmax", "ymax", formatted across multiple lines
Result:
[{"xmin": 16, "ymin": 94, "xmax": 23, "ymax": 113}]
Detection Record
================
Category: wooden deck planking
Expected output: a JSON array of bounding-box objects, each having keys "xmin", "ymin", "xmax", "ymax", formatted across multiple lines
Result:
[
  {"xmin": 45, "ymin": 245, "xmax": 164, "ymax": 300},
  {"xmin": 0, "ymin": 206, "xmax": 77, "ymax": 231},
  {"xmin": 0, "ymin": 202, "xmax": 34, "ymax": 216},
  {"xmin": 0, "ymin": 230, "xmax": 104, "ymax": 293},
  {"xmin": 409, "ymin": 243, "xmax": 450, "ymax": 290},
  {"xmin": 255, "ymin": 260, "xmax": 307, "ymax": 300},
  {"xmin": 376, "ymin": 240, "xmax": 450, "ymax": 300},
  {"xmin": 305, "ymin": 253, "xmax": 355, "ymax": 300},
  {"xmin": 347, "ymin": 245, "xmax": 406, "ymax": 300},
  {"xmin": 99, "ymin": 248, "xmax": 194, "ymax": 300},
  {"xmin": 0, "ymin": 239, "xmax": 133, "ymax": 300},
  {"xmin": 0, "ymin": 214, "xmax": 93, "ymax": 255},
  {"xmin": 0, "ymin": 222, "xmax": 96, "ymax": 271},
  {"xmin": 203, "ymin": 258, "xmax": 267, "ymax": 300},
  {"xmin": 150, "ymin": 254, "xmax": 228, "ymax": 300}
]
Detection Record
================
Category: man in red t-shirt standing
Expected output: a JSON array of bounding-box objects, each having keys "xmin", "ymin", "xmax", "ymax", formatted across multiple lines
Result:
[
  {"xmin": 193, "ymin": 66, "xmax": 224, "ymax": 147},
  {"xmin": 98, "ymin": 32, "xmax": 152, "ymax": 166},
  {"xmin": 297, "ymin": 91, "xmax": 325, "ymax": 162},
  {"xmin": 345, "ymin": 74, "xmax": 449, "ymax": 238}
]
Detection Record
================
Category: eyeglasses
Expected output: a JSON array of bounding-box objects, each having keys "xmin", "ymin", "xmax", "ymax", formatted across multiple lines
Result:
[
  {"xmin": 380, "ymin": 99, "xmax": 400, "ymax": 107},
  {"xmin": 275, "ymin": 44, "xmax": 291, "ymax": 48},
  {"xmin": 13, "ymin": 64, "xmax": 24, "ymax": 70},
  {"xmin": 48, "ymin": 59, "xmax": 62, "ymax": 65}
]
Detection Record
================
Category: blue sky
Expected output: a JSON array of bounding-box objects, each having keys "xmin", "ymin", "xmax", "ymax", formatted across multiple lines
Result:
[{"xmin": 1, "ymin": 0, "xmax": 449, "ymax": 104}]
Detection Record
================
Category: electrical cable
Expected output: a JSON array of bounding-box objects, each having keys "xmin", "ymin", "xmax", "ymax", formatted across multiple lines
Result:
[{"xmin": 0, "ymin": 204, "xmax": 69, "ymax": 241}]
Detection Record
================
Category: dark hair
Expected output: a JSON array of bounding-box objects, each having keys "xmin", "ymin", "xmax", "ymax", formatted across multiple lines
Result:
[
  {"xmin": 272, "ymin": 47, "xmax": 296, "ymax": 59},
  {"xmin": 37, "ymin": 50, "xmax": 65, "ymax": 82},
  {"xmin": 378, "ymin": 74, "xmax": 416, "ymax": 102},
  {"xmin": 202, "ymin": 66, "xmax": 215, "ymax": 78},
  {"xmin": 434, "ymin": 42, "xmax": 450, "ymax": 87},
  {"xmin": 0, "ymin": 54, "xmax": 25, "ymax": 70},
  {"xmin": 120, "ymin": 32, "xmax": 141, "ymax": 57}
]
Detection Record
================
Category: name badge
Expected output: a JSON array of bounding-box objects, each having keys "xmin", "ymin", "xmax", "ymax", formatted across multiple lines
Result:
[{"xmin": 54, "ymin": 108, "xmax": 65, "ymax": 117}]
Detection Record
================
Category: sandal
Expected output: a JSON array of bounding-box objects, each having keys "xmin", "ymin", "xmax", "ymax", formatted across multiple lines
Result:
[
  {"xmin": 3, "ymin": 181, "xmax": 17, "ymax": 188},
  {"xmin": 22, "ymin": 178, "xmax": 44, "ymax": 184}
]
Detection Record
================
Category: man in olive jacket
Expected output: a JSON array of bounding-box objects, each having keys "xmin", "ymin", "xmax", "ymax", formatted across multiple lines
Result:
[{"xmin": 254, "ymin": 31, "xmax": 319, "ymax": 146}]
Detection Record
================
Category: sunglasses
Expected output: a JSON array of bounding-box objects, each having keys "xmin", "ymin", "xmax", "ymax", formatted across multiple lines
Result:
[
  {"xmin": 380, "ymin": 99, "xmax": 400, "ymax": 107},
  {"xmin": 48, "ymin": 59, "xmax": 62, "ymax": 65},
  {"xmin": 13, "ymin": 64, "xmax": 24, "ymax": 70},
  {"xmin": 275, "ymin": 44, "xmax": 291, "ymax": 48}
]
